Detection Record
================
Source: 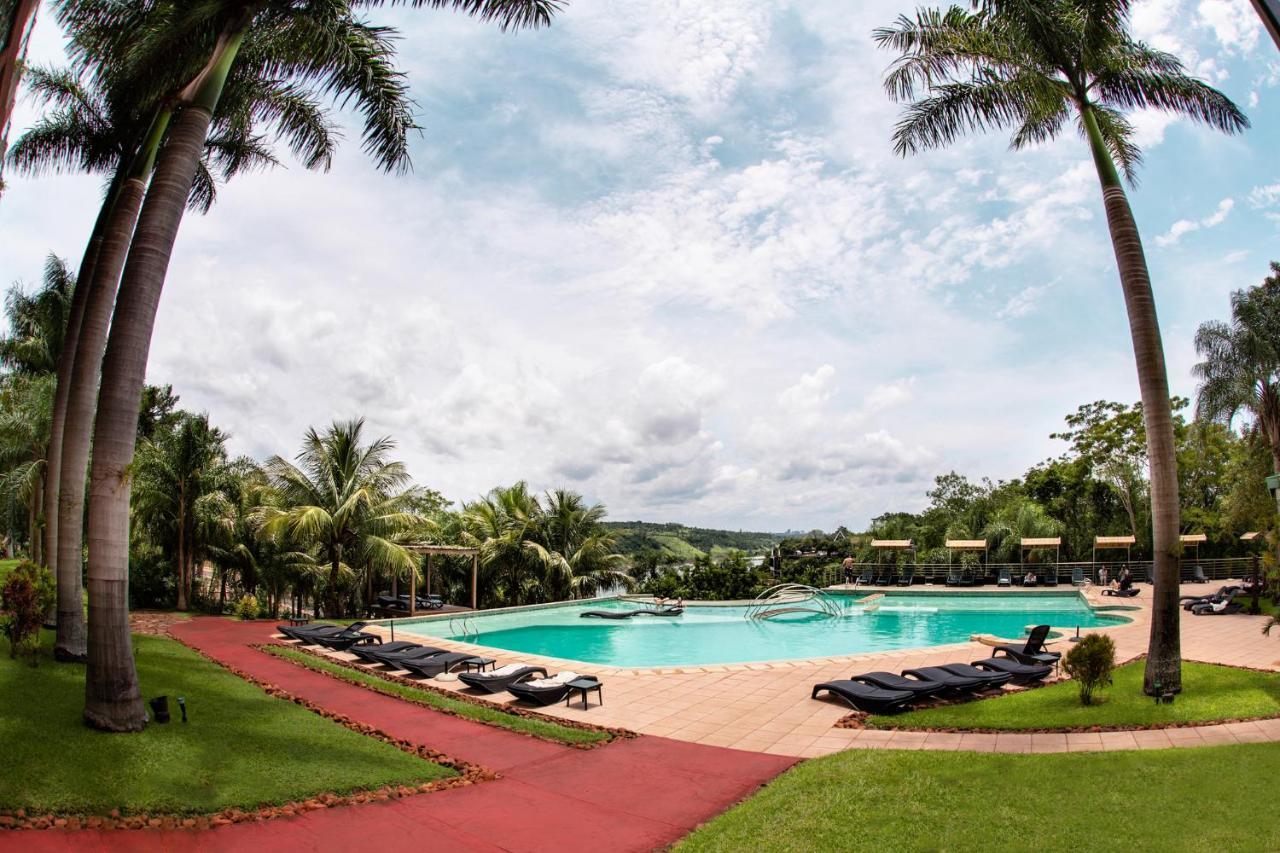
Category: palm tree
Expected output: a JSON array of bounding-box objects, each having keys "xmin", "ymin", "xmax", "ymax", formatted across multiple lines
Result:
[
  {"xmin": 1195, "ymin": 262, "xmax": 1280, "ymax": 474},
  {"xmin": 10, "ymin": 59, "xmax": 330, "ymax": 661},
  {"xmin": 0, "ymin": 0, "xmax": 40, "ymax": 160},
  {"xmin": 257, "ymin": 419, "xmax": 423, "ymax": 617},
  {"xmin": 532, "ymin": 488, "xmax": 630, "ymax": 600},
  {"xmin": 873, "ymin": 0, "xmax": 1248, "ymax": 694},
  {"xmin": 131, "ymin": 412, "xmax": 237, "ymax": 610},
  {"xmin": 76, "ymin": 0, "xmax": 555, "ymax": 732},
  {"xmin": 0, "ymin": 256, "xmax": 76, "ymax": 567}
]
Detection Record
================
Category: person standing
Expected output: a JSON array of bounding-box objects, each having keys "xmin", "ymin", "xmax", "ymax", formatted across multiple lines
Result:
[{"xmin": 842, "ymin": 556, "xmax": 855, "ymax": 584}]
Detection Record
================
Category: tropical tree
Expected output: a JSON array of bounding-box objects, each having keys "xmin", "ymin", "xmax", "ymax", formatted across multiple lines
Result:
[
  {"xmin": 873, "ymin": 0, "xmax": 1248, "ymax": 694},
  {"xmin": 131, "ymin": 412, "xmax": 237, "ymax": 611},
  {"xmin": 257, "ymin": 419, "xmax": 424, "ymax": 617},
  {"xmin": 1195, "ymin": 262, "xmax": 1280, "ymax": 475},
  {"xmin": 9, "ymin": 41, "xmax": 333, "ymax": 661},
  {"xmin": 74, "ymin": 0, "xmax": 557, "ymax": 733}
]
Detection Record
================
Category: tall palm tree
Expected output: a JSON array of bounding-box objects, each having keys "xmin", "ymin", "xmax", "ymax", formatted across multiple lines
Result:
[
  {"xmin": 874, "ymin": 0, "xmax": 1248, "ymax": 694},
  {"xmin": 533, "ymin": 488, "xmax": 630, "ymax": 600},
  {"xmin": 131, "ymin": 412, "xmax": 236, "ymax": 610},
  {"xmin": 10, "ymin": 59, "xmax": 331, "ymax": 662},
  {"xmin": 0, "ymin": 0, "xmax": 39, "ymax": 162},
  {"xmin": 77, "ymin": 0, "xmax": 559, "ymax": 731},
  {"xmin": 0, "ymin": 256, "xmax": 75, "ymax": 566},
  {"xmin": 1195, "ymin": 262, "xmax": 1280, "ymax": 474},
  {"xmin": 257, "ymin": 419, "xmax": 423, "ymax": 617}
]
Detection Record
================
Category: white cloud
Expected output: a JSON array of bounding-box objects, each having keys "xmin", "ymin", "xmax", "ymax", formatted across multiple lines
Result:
[
  {"xmin": 1156, "ymin": 197, "xmax": 1235, "ymax": 246},
  {"xmin": 1196, "ymin": 0, "xmax": 1261, "ymax": 53}
]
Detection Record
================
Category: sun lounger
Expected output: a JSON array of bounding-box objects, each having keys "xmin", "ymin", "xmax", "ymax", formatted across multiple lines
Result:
[
  {"xmin": 277, "ymin": 621, "xmax": 367, "ymax": 642},
  {"xmin": 852, "ymin": 671, "xmax": 946, "ymax": 698},
  {"xmin": 996, "ymin": 568, "xmax": 1011, "ymax": 587},
  {"xmin": 1100, "ymin": 587, "xmax": 1139, "ymax": 597},
  {"xmin": 1071, "ymin": 566, "xmax": 1086, "ymax": 586},
  {"xmin": 580, "ymin": 607, "xmax": 683, "ymax": 619},
  {"xmin": 901, "ymin": 666, "xmax": 986, "ymax": 694},
  {"xmin": 312, "ymin": 630, "xmax": 381, "ymax": 651},
  {"xmin": 348, "ymin": 641, "xmax": 434, "ymax": 663},
  {"xmin": 992, "ymin": 624, "xmax": 1061, "ymax": 667},
  {"xmin": 857, "ymin": 567, "xmax": 874, "ymax": 584},
  {"xmin": 945, "ymin": 568, "xmax": 962, "ymax": 587},
  {"xmin": 457, "ymin": 664, "xmax": 549, "ymax": 694},
  {"xmin": 935, "ymin": 663, "xmax": 1013, "ymax": 689},
  {"xmin": 1192, "ymin": 566, "xmax": 1209, "ymax": 584},
  {"xmin": 1190, "ymin": 595, "xmax": 1242, "ymax": 616},
  {"xmin": 356, "ymin": 644, "xmax": 450, "ymax": 666},
  {"xmin": 508, "ymin": 672, "xmax": 593, "ymax": 705},
  {"xmin": 811, "ymin": 680, "xmax": 915, "ymax": 713},
  {"xmin": 397, "ymin": 652, "xmax": 483, "ymax": 678},
  {"xmin": 1180, "ymin": 586, "xmax": 1243, "ymax": 609},
  {"xmin": 970, "ymin": 656, "xmax": 1053, "ymax": 685}
]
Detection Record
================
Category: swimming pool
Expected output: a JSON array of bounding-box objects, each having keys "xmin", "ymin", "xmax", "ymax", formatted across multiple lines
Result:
[{"xmin": 397, "ymin": 592, "xmax": 1130, "ymax": 668}]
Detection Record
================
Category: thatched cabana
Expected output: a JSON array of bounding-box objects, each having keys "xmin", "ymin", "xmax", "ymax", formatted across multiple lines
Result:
[
  {"xmin": 1092, "ymin": 535, "xmax": 1135, "ymax": 564},
  {"xmin": 945, "ymin": 538, "xmax": 988, "ymax": 566},
  {"xmin": 1019, "ymin": 536, "xmax": 1061, "ymax": 565},
  {"xmin": 870, "ymin": 539, "xmax": 915, "ymax": 562}
]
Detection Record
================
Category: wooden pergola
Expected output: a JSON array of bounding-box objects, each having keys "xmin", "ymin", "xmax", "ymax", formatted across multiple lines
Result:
[
  {"xmin": 1180, "ymin": 533, "xmax": 1207, "ymax": 562},
  {"xmin": 1019, "ymin": 536, "xmax": 1061, "ymax": 565},
  {"xmin": 945, "ymin": 539, "xmax": 988, "ymax": 565},
  {"xmin": 870, "ymin": 539, "xmax": 915, "ymax": 562},
  {"xmin": 403, "ymin": 543, "xmax": 481, "ymax": 614},
  {"xmin": 1093, "ymin": 535, "xmax": 1136, "ymax": 564}
]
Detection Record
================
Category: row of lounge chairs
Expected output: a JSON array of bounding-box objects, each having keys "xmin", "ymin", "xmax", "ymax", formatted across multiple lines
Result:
[
  {"xmin": 1180, "ymin": 586, "xmax": 1246, "ymax": 615},
  {"xmin": 275, "ymin": 622, "xmax": 598, "ymax": 705},
  {"xmin": 812, "ymin": 626, "xmax": 1062, "ymax": 714},
  {"xmin": 375, "ymin": 593, "xmax": 444, "ymax": 612},
  {"xmin": 580, "ymin": 607, "xmax": 683, "ymax": 619}
]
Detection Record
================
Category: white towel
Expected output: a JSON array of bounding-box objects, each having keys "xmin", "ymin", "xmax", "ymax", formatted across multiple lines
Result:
[
  {"xmin": 486, "ymin": 664, "xmax": 529, "ymax": 677},
  {"xmin": 524, "ymin": 671, "xmax": 581, "ymax": 689}
]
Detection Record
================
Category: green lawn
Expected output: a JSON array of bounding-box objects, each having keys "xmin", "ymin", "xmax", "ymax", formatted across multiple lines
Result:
[
  {"xmin": 264, "ymin": 644, "xmax": 611, "ymax": 745},
  {"xmin": 867, "ymin": 661, "xmax": 1280, "ymax": 731},
  {"xmin": 0, "ymin": 632, "xmax": 453, "ymax": 815},
  {"xmin": 0, "ymin": 558, "xmax": 19, "ymax": 583},
  {"xmin": 679, "ymin": 743, "xmax": 1280, "ymax": 852}
]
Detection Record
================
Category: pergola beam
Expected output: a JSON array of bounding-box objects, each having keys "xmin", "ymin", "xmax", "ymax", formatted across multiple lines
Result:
[{"xmin": 401, "ymin": 543, "xmax": 481, "ymax": 613}]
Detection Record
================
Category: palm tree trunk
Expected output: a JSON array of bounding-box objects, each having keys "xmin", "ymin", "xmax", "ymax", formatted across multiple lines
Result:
[
  {"xmin": 176, "ymin": 496, "xmax": 187, "ymax": 611},
  {"xmin": 44, "ymin": 189, "xmax": 115, "ymax": 578},
  {"xmin": 84, "ymin": 26, "xmax": 247, "ymax": 731},
  {"xmin": 54, "ymin": 112, "xmax": 171, "ymax": 663},
  {"xmin": 1083, "ymin": 107, "xmax": 1183, "ymax": 695}
]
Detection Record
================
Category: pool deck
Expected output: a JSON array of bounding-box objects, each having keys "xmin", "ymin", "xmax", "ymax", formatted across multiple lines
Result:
[{"xmin": 334, "ymin": 582, "xmax": 1280, "ymax": 758}]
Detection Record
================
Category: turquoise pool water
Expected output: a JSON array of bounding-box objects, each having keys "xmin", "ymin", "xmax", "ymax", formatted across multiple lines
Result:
[{"xmin": 400, "ymin": 593, "xmax": 1129, "ymax": 668}]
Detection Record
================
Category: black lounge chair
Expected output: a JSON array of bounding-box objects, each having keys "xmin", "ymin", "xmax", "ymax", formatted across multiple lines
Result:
[
  {"xmin": 1180, "ymin": 586, "xmax": 1243, "ymax": 609},
  {"xmin": 357, "ymin": 644, "xmax": 450, "ymax": 667},
  {"xmin": 897, "ymin": 567, "xmax": 915, "ymax": 587},
  {"xmin": 945, "ymin": 567, "xmax": 962, "ymax": 587},
  {"xmin": 901, "ymin": 666, "xmax": 986, "ymax": 695},
  {"xmin": 936, "ymin": 663, "xmax": 1013, "ymax": 689},
  {"xmin": 992, "ymin": 624, "xmax": 1061, "ymax": 667},
  {"xmin": 857, "ymin": 567, "xmax": 874, "ymax": 585},
  {"xmin": 277, "ymin": 621, "xmax": 367, "ymax": 642},
  {"xmin": 1190, "ymin": 595, "xmax": 1242, "ymax": 616},
  {"xmin": 1043, "ymin": 571, "xmax": 1059, "ymax": 587},
  {"xmin": 957, "ymin": 570, "xmax": 975, "ymax": 587},
  {"xmin": 397, "ymin": 652, "xmax": 483, "ymax": 678},
  {"xmin": 509, "ymin": 672, "xmax": 594, "ymax": 706},
  {"xmin": 1101, "ymin": 587, "xmax": 1140, "ymax": 597},
  {"xmin": 349, "ymin": 641, "xmax": 431, "ymax": 663},
  {"xmin": 852, "ymin": 671, "xmax": 946, "ymax": 698},
  {"xmin": 1071, "ymin": 566, "xmax": 1086, "ymax": 586},
  {"xmin": 580, "ymin": 607, "xmax": 683, "ymax": 619},
  {"xmin": 996, "ymin": 568, "xmax": 1011, "ymax": 587},
  {"xmin": 970, "ymin": 657, "xmax": 1052, "ymax": 685},
  {"xmin": 811, "ymin": 680, "xmax": 915, "ymax": 713},
  {"xmin": 312, "ymin": 630, "xmax": 381, "ymax": 651},
  {"xmin": 457, "ymin": 664, "xmax": 549, "ymax": 694}
]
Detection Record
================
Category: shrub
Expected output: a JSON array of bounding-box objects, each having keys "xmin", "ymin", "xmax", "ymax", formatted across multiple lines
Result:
[
  {"xmin": 1, "ymin": 561, "xmax": 56, "ymax": 665},
  {"xmin": 235, "ymin": 594, "xmax": 260, "ymax": 621},
  {"xmin": 1062, "ymin": 633, "xmax": 1116, "ymax": 705}
]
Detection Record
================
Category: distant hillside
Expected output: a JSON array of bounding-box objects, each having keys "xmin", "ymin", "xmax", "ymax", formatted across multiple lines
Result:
[{"xmin": 603, "ymin": 521, "xmax": 781, "ymax": 560}]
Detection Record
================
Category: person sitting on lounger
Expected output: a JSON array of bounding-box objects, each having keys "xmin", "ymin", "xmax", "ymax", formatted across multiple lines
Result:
[
  {"xmin": 1023, "ymin": 570, "xmax": 1037, "ymax": 587},
  {"xmin": 1118, "ymin": 568, "xmax": 1133, "ymax": 591}
]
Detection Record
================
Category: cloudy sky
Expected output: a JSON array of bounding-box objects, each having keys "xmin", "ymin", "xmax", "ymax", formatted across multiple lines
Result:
[{"xmin": 3, "ymin": 0, "xmax": 1279, "ymax": 532}]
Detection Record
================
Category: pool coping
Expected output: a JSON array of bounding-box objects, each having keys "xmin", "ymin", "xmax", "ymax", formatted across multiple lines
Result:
[{"xmin": 367, "ymin": 588, "xmax": 1135, "ymax": 677}]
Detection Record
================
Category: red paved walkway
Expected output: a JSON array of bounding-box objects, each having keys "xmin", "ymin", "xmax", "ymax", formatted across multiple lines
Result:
[{"xmin": 5, "ymin": 618, "xmax": 793, "ymax": 852}]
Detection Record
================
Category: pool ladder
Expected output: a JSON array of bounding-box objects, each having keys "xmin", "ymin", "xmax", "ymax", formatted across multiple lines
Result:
[{"xmin": 449, "ymin": 616, "xmax": 479, "ymax": 638}]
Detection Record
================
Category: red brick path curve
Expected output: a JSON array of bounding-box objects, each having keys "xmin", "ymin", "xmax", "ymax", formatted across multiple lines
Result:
[{"xmin": 4, "ymin": 618, "xmax": 794, "ymax": 852}]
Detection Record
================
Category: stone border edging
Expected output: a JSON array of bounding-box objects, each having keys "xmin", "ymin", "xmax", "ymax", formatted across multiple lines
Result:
[
  {"xmin": 0, "ymin": 639, "xmax": 495, "ymax": 832},
  {"xmin": 263, "ymin": 642, "xmax": 634, "ymax": 747}
]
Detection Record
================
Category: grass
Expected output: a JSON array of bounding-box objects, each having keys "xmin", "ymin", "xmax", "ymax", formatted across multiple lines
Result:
[
  {"xmin": 0, "ymin": 558, "xmax": 19, "ymax": 583},
  {"xmin": 264, "ymin": 644, "xmax": 611, "ymax": 746},
  {"xmin": 0, "ymin": 631, "xmax": 453, "ymax": 815},
  {"xmin": 678, "ymin": 742, "xmax": 1280, "ymax": 852},
  {"xmin": 867, "ymin": 661, "xmax": 1280, "ymax": 731}
]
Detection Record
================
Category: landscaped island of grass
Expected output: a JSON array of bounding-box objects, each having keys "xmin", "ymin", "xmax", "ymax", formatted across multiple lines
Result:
[
  {"xmin": 867, "ymin": 661, "xmax": 1280, "ymax": 731},
  {"xmin": 265, "ymin": 644, "xmax": 610, "ymax": 745},
  {"xmin": 680, "ymin": 743, "xmax": 1280, "ymax": 851},
  {"xmin": 0, "ymin": 632, "xmax": 453, "ymax": 816}
]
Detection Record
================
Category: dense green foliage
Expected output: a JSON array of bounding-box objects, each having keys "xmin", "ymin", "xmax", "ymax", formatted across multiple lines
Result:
[
  {"xmin": 679, "ymin": 743, "xmax": 1280, "ymax": 852},
  {"xmin": 0, "ymin": 560, "xmax": 55, "ymax": 662},
  {"xmin": 1063, "ymin": 633, "xmax": 1117, "ymax": 705},
  {"xmin": 603, "ymin": 521, "xmax": 780, "ymax": 561},
  {"xmin": 867, "ymin": 661, "xmax": 1280, "ymax": 731},
  {"xmin": 0, "ymin": 632, "xmax": 451, "ymax": 814},
  {"xmin": 265, "ymin": 645, "xmax": 609, "ymax": 745}
]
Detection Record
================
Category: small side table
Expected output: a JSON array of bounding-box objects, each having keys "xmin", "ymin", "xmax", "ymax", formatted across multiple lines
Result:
[
  {"xmin": 460, "ymin": 658, "xmax": 496, "ymax": 673},
  {"xmin": 288, "ymin": 617, "xmax": 310, "ymax": 626},
  {"xmin": 564, "ymin": 677, "xmax": 603, "ymax": 709}
]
